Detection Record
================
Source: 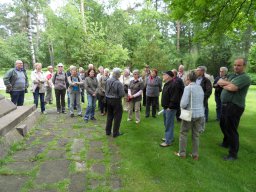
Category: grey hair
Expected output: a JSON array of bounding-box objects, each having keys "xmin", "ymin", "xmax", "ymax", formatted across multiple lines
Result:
[
  {"xmin": 186, "ymin": 70, "xmax": 197, "ymax": 82},
  {"xmin": 220, "ymin": 67, "xmax": 228, "ymax": 74},
  {"xmin": 104, "ymin": 68, "xmax": 110, "ymax": 73},
  {"xmin": 124, "ymin": 68, "xmax": 130, "ymax": 74},
  {"xmin": 70, "ymin": 66, "xmax": 77, "ymax": 71},
  {"xmin": 132, "ymin": 69, "xmax": 139, "ymax": 74},
  {"xmin": 112, "ymin": 68, "xmax": 122, "ymax": 78},
  {"xmin": 15, "ymin": 60, "xmax": 23, "ymax": 64},
  {"xmin": 197, "ymin": 66, "xmax": 206, "ymax": 73}
]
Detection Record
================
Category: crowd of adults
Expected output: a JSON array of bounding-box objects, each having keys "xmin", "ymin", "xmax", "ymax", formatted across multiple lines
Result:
[{"xmin": 3, "ymin": 58, "xmax": 251, "ymax": 161}]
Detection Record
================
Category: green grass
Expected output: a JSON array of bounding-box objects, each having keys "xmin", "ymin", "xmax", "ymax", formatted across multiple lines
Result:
[
  {"xmin": 1, "ymin": 70, "xmax": 255, "ymax": 191},
  {"xmin": 116, "ymin": 86, "xmax": 256, "ymax": 192}
]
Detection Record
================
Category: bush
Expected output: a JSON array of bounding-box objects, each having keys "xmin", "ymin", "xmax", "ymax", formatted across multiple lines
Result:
[{"xmin": 248, "ymin": 73, "xmax": 256, "ymax": 85}]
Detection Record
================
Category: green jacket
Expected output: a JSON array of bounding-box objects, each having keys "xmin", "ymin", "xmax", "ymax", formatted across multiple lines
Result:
[{"xmin": 3, "ymin": 68, "xmax": 29, "ymax": 92}]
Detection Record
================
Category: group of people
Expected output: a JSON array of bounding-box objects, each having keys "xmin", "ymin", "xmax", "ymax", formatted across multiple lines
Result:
[{"xmin": 3, "ymin": 57, "xmax": 251, "ymax": 160}]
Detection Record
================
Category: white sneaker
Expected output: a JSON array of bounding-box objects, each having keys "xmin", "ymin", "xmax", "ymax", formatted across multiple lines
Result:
[
  {"xmin": 42, "ymin": 111, "xmax": 47, "ymax": 115},
  {"xmin": 135, "ymin": 121, "xmax": 140, "ymax": 124},
  {"xmin": 127, "ymin": 118, "xmax": 132, "ymax": 121}
]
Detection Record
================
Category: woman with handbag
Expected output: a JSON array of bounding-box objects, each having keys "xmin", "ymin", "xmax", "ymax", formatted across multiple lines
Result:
[{"xmin": 175, "ymin": 70, "xmax": 204, "ymax": 160}]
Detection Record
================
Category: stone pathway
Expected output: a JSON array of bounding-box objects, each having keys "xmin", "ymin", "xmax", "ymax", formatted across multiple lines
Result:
[{"xmin": 0, "ymin": 109, "xmax": 122, "ymax": 192}]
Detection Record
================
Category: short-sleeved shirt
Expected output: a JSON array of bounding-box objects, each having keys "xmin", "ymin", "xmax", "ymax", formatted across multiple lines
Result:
[{"xmin": 221, "ymin": 73, "xmax": 251, "ymax": 108}]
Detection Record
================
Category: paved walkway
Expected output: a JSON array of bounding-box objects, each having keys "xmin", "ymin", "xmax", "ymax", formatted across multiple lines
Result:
[{"xmin": 0, "ymin": 109, "xmax": 121, "ymax": 192}]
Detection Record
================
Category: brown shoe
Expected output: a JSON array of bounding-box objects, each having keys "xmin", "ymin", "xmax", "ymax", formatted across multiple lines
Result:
[
  {"xmin": 174, "ymin": 152, "xmax": 186, "ymax": 159},
  {"xmin": 189, "ymin": 153, "xmax": 199, "ymax": 160}
]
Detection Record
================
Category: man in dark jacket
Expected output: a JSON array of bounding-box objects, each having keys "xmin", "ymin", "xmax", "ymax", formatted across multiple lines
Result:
[
  {"xmin": 160, "ymin": 71, "xmax": 181, "ymax": 147},
  {"xmin": 105, "ymin": 68, "xmax": 125, "ymax": 138},
  {"xmin": 196, "ymin": 66, "xmax": 212, "ymax": 122}
]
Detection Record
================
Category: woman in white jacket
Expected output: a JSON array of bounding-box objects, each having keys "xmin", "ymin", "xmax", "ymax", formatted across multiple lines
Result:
[{"xmin": 31, "ymin": 63, "xmax": 47, "ymax": 114}]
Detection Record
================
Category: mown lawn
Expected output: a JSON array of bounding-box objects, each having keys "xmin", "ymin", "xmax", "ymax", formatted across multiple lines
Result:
[
  {"xmin": 116, "ymin": 86, "xmax": 256, "ymax": 192},
  {"xmin": 1, "ymin": 70, "xmax": 255, "ymax": 192}
]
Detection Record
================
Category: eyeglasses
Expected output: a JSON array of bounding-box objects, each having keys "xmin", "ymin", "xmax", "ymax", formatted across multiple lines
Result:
[{"xmin": 58, "ymin": 66, "xmax": 63, "ymax": 67}]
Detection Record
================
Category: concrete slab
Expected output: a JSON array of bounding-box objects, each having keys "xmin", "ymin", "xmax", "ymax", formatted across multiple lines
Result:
[
  {"xmin": 0, "ymin": 105, "xmax": 36, "ymax": 136},
  {"xmin": 69, "ymin": 173, "xmax": 86, "ymax": 192},
  {"xmin": 35, "ymin": 160, "xmax": 69, "ymax": 184},
  {"xmin": 4, "ymin": 161, "xmax": 35, "ymax": 172},
  {"xmin": 0, "ymin": 175, "xmax": 27, "ymax": 192},
  {"xmin": 0, "ymin": 99, "xmax": 17, "ymax": 118}
]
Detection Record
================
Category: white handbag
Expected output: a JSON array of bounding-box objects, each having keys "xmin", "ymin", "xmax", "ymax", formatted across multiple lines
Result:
[{"xmin": 179, "ymin": 86, "xmax": 192, "ymax": 121}]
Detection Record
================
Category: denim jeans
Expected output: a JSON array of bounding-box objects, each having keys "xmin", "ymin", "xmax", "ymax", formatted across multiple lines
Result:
[
  {"xmin": 69, "ymin": 91, "xmax": 82, "ymax": 115},
  {"xmin": 163, "ymin": 109, "xmax": 177, "ymax": 144},
  {"xmin": 33, "ymin": 87, "xmax": 45, "ymax": 112},
  {"xmin": 10, "ymin": 90, "xmax": 25, "ymax": 106},
  {"xmin": 84, "ymin": 94, "xmax": 97, "ymax": 120}
]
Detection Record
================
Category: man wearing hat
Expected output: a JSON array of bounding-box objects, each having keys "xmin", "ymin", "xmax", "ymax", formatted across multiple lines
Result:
[{"xmin": 160, "ymin": 70, "xmax": 181, "ymax": 147}]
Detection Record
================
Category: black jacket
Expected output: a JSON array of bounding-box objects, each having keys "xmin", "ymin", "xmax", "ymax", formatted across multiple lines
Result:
[
  {"xmin": 200, "ymin": 76, "xmax": 212, "ymax": 106},
  {"xmin": 161, "ymin": 79, "xmax": 181, "ymax": 110}
]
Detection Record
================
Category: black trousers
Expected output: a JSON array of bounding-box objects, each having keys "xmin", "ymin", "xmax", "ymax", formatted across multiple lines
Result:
[
  {"xmin": 220, "ymin": 103, "xmax": 244, "ymax": 157},
  {"xmin": 106, "ymin": 98, "xmax": 123, "ymax": 136},
  {"xmin": 142, "ymin": 88, "xmax": 146, "ymax": 106},
  {"xmin": 55, "ymin": 89, "xmax": 66, "ymax": 112},
  {"xmin": 145, "ymin": 96, "xmax": 158, "ymax": 117}
]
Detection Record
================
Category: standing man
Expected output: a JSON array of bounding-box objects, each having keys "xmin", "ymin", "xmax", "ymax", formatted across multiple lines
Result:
[
  {"xmin": 217, "ymin": 58, "xmax": 251, "ymax": 161},
  {"xmin": 160, "ymin": 71, "xmax": 180, "ymax": 147},
  {"xmin": 196, "ymin": 66, "xmax": 212, "ymax": 123},
  {"xmin": 142, "ymin": 65, "xmax": 151, "ymax": 106},
  {"xmin": 172, "ymin": 69, "xmax": 184, "ymax": 122},
  {"xmin": 45, "ymin": 65, "xmax": 54, "ymax": 105},
  {"xmin": 3, "ymin": 60, "xmax": 29, "ymax": 106},
  {"xmin": 177, "ymin": 64, "xmax": 185, "ymax": 82},
  {"xmin": 105, "ymin": 68, "xmax": 125, "ymax": 138},
  {"xmin": 213, "ymin": 67, "xmax": 228, "ymax": 121}
]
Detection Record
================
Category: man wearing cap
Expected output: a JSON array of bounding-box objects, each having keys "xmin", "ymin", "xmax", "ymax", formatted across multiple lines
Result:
[
  {"xmin": 3, "ymin": 60, "xmax": 29, "ymax": 106},
  {"xmin": 45, "ymin": 65, "xmax": 54, "ymax": 104},
  {"xmin": 160, "ymin": 71, "xmax": 181, "ymax": 147},
  {"xmin": 52, "ymin": 63, "xmax": 68, "ymax": 113},
  {"xmin": 217, "ymin": 58, "xmax": 251, "ymax": 161}
]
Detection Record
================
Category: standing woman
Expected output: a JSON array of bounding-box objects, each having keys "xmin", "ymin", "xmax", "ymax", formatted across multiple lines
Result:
[
  {"xmin": 127, "ymin": 70, "xmax": 144, "ymax": 123},
  {"xmin": 98, "ymin": 68, "xmax": 110, "ymax": 115},
  {"xmin": 145, "ymin": 69, "xmax": 162, "ymax": 118},
  {"xmin": 52, "ymin": 63, "xmax": 68, "ymax": 114},
  {"xmin": 68, "ymin": 66, "xmax": 84, "ymax": 117},
  {"xmin": 31, "ymin": 63, "xmax": 47, "ymax": 114},
  {"xmin": 120, "ymin": 68, "xmax": 131, "ymax": 111},
  {"xmin": 175, "ymin": 71, "xmax": 204, "ymax": 160},
  {"xmin": 84, "ymin": 68, "xmax": 98, "ymax": 123}
]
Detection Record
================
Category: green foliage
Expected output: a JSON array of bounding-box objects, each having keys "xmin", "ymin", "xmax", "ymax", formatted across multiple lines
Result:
[
  {"xmin": 248, "ymin": 73, "xmax": 256, "ymax": 85},
  {"xmin": 249, "ymin": 44, "xmax": 256, "ymax": 73},
  {"xmin": 0, "ymin": 33, "xmax": 31, "ymax": 68}
]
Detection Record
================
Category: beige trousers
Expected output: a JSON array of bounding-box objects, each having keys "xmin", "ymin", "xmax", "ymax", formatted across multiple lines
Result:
[
  {"xmin": 179, "ymin": 117, "xmax": 204, "ymax": 157},
  {"xmin": 128, "ymin": 100, "xmax": 141, "ymax": 122}
]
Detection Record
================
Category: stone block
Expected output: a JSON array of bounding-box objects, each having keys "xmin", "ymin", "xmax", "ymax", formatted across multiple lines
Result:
[
  {"xmin": 16, "ymin": 124, "xmax": 28, "ymax": 137},
  {"xmin": 0, "ymin": 98, "xmax": 17, "ymax": 118}
]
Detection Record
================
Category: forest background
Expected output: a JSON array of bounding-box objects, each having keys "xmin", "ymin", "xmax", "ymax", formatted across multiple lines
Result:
[{"xmin": 0, "ymin": 0, "xmax": 256, "ymax": 83}]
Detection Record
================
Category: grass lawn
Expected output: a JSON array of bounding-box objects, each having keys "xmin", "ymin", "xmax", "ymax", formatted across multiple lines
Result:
[
  {"xmin": 0, "ymin": 69, "xmax": 255, "ymax": 192},
  {"xmin": 116, "ymin": 86, "xmax": 256, "ymax": 192}
]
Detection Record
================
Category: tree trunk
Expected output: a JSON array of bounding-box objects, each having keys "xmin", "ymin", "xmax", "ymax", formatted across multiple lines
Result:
[
  {"xmin": 48, "ymin": 41, "xmax": 54, "ymax": 67},
  {"xmin": 80, "ymin": 0, "xmax": 86, "ymax": 32},
  {"xmin": 176, "ymin": 21, "xmax": 181, "ymax": 52},
  {"xmin": 27, "ymin": 12, "xmax": 36, "ymax": 66},
  {"xmin": 243, "ymin": 25, "xmax": 252, "ymax": 61}
]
